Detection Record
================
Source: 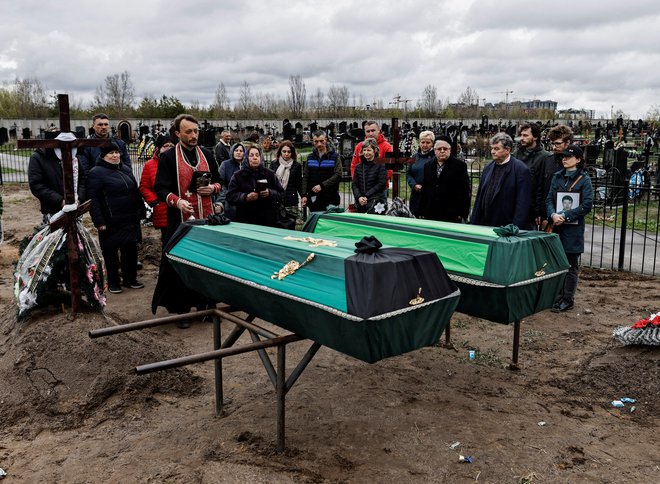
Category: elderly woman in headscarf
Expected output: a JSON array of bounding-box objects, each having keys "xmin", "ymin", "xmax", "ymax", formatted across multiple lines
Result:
[
  {"xmin": 406, "ymin": 130, "xmax": 435, "ymax": 216},
  {"xmin": 269, "ymin": 140, "xmax": 302, "ymax": 221},
  {"xmin": 217, "ymin": 142, "xmax": 245, "ymax": 219},
  {"xmin": 226, "ymin": 145, "xmax": 284, "ymax": 227}
]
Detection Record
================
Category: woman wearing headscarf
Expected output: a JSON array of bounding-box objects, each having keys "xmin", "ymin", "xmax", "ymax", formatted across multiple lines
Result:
[
  {"xmin": 139, "ymin": 135, "xmax": 175, "ymax": 244},
  {"xmin": 226, "ymin": 146, "xmax": 284, "ymax": 227},
  {"xmin": 406, "ymin": 130, "xmax": 435, "ymax": 216},
  {"xmin": 269, "ymin": 140, "xmax": 302, "ymax": 221},
  {"xmin": 87, "ymin": 142, "xmax": 143, "ymax": 294},
  {"xmin": 218, "ymin": 142, "xmax": 245, "ymax": 219}
]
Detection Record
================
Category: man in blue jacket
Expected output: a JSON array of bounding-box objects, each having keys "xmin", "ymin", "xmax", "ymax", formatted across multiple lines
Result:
[
  {"xmin": 470, "ymin": 132, "xmax": 532, "ymax": 229},
  {"xmin": 301, "ymin": 130, "xmax": 342, "ymax": 212}
]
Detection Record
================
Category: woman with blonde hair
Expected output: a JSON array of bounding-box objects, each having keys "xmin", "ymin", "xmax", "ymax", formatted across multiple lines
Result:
[
  {"xmin": 406, "ymin": 130, "xmax": 435, "ymax": 216},
  {"xmin": 352, "ymin": 138, "xmax": 388, "ymax": 214}
]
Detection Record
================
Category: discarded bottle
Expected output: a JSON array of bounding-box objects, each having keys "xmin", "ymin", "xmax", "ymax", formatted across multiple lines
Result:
[
  {"xmin": 620, "ymin": 397, "xmax": 636, "ymax": 404},
  {"xmin": 469, "ymin": 350, "xmax": 476, "ymax": 360},
  {"xmin": 611, "ymin": 400, "xmax": 624, "ymax": 408}
]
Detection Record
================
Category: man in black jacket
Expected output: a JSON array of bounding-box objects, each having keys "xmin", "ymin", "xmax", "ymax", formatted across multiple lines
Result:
[
  {"xmin": 301, "ymin": 130, "xmax": 342, "ymax": 212},
  {"xmin": 512, "ymin": 123, "xmax": 550, "ymax": 170},
  {"xmin": 28, "ymin": 130, "xmax": 86, "ymax": 224},
  {"xmin": 418, "ymin": 137, "xmax": 471, "ymax": 222},
  {"xmin": 533, "ymin": 125, "xmax": 573, "ymax": 227},
  {"xmin": 78, "ymin": 113, "xmax": 132, "ymax": 173}
]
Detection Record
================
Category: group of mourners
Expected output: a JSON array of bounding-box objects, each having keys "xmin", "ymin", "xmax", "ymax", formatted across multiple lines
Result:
[
  {"xmin": 28, "ymin": 114, "xmax": 591, "ymax": 324},
  {"xmin": 405, "ymin": 123, "xmax": 593, "ymax": 313}
]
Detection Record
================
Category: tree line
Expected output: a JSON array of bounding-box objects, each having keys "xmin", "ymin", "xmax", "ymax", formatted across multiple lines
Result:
[{"xmin": 1, "ymin": 71, "xmax": 649, "ymax": 121}]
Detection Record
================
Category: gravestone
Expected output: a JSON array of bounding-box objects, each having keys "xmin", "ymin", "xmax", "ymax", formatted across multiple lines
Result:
[
  {"xmin": 74, "ymin": 126, "xmax": 86, "ymax": 138},
  {"xmin": 309, "ymin": 121, "xmax": 318, "ymax": 133},
  {"xmin": 584, "ymin": 144, "xmax": 600, "ymax": 166},
  {"xmin": 22, "ymin": 127, "xmax": 31, "ymax": 139},
  {"xmin": 294, "ymin": 122, "xmax": 303, "ymax": 144},
  {"xmin": 282, "ymin": 119, "xmax": 294, "ymax": 141},
  {"xmin": 338, "ymin": 121, "xmax": 348, "ymax": 134},
  {"xmin": 118, "ymin": 121, "xmax": 132, "ymax": 143},
  {"xmin": 0, "ymin": 127, "xmax": 8, "ymax": 145},
  {"xmin": 614, "ymin": 147, "xmax": 628, "ymax": 176},
  {"xmin": 350, "ymin": 127, "xmax": 365, "ymax": 140}
]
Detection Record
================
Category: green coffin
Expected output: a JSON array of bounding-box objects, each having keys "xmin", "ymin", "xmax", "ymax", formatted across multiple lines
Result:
[
  {"xmin": 166, "ymin": 222, "xmax": 460, "ymax": 363},
  {"xmin": 302, "ymin": 213, "xmax": 570, "ymax": 324}
]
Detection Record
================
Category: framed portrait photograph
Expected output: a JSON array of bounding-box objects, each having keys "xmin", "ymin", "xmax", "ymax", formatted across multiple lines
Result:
[{"xmin": 556, "ymin": 191, "xmax": 580, "ymax": 224}]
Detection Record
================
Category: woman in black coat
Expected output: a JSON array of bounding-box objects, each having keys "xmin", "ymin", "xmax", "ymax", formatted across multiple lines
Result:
[
  {"xmin": 418, "ymin": 137, "xmax": 471, "ymax": 223},
  {"xmin": 352, "ymin": 138, "xmax": 388, "ymax": 214},
  {"xmin": 87, "ymin": 142, "xmax": 143, "ymax": 293},
  {"xmin": 226, "ymin": 146, "xmax": 284, "ymax": 227}
]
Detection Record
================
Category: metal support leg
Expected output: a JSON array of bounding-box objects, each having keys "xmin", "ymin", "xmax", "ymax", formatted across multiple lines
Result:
[
  {"xmin": 509, "ymin": 319, "xmax": 521, "ymax": 370},
  {"xmin": 213, "ymin": 314, "xmax": 224, "ymax": 416},
  {"xmin": 276, "ymin": 344, "xmax": 286, "ymax": 453},
  {"xmin": 444, "ymin": 322, "xmax": 451, "ymax": 346}
]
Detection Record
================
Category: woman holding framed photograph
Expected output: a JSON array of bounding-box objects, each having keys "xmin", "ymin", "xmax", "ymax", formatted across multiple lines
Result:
[{"xmin": 545, "ymin": 145, "xmax": 593, "ymax": 312}]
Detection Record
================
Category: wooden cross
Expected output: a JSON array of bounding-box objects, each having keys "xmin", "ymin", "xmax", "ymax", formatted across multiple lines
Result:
[
  {"xmin": 374, "ymin": 118, "xmax": 415, "ymax": 200},
  {"xmin": 17, "ymin": 94, "xmax": 110, "ymax": 315}
]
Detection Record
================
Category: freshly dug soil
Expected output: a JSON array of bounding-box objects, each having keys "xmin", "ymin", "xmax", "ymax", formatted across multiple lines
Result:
[{"xmin": 0, "ymin": 184, "xmax": 658, "ymax": 483}]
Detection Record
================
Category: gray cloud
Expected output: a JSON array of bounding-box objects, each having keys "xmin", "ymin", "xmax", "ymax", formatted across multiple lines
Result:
[{"xmin": 1, "ymin": 0, "xmax": 658, "ymax": 118}]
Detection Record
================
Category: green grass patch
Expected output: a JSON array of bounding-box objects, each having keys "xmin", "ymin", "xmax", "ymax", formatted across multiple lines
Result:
[{"xmin": 1, "ymin": 167, "xmax": 23, "ymax": 175}]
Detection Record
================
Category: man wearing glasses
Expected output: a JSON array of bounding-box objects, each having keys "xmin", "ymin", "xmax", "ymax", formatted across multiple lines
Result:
[
  {"xmin": 418, "ymin": 136, "xmax": 471, "ymax": 222},
  {"xmin": 533, "ymin": 125, "xmax": 573, "ymax": 228}
]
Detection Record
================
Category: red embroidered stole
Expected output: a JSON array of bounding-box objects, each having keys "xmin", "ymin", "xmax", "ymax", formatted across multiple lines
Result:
[{"xmin": 175, "ymin": 144, "xmax": 214, "ymax": 221}]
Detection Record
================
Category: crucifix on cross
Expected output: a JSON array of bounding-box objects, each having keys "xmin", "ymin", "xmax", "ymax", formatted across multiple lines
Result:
[{"xmin": 17, "ymin": 94, "xmax": 112, "ymax": 315}]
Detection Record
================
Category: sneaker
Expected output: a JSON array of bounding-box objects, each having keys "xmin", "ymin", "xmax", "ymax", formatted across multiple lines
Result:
[
  {"xmin": 125, "ymin": 281, "xmax": 145, "ymax": 289},
  {"xmin": 108, "ymin": 286, "xmax": 123, "ymax": 294},
  {"xmin": 551, "ymin": 300, "xmax": 574, "ymax": 313}
]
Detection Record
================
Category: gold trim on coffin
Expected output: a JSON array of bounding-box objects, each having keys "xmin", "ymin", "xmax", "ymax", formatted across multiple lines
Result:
[
  {"xmin": 283, "ymin": 236, "xmax": 337, "ymax": 247},
  {"xmin": 271, "ymin": 253, "xmax": 316, "ymax": 280},
  {"xmin": 409, "ymin": 288, "xmax": 424, "ymax": 306}
]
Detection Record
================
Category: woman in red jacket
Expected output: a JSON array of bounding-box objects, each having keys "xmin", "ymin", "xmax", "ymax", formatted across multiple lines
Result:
[{"xmin": 139, "ymin": 135, "xmax": 175, "ymax": 244}]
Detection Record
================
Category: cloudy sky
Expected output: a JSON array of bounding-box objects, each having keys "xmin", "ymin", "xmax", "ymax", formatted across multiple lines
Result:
[{"xmin": 2, "ymin": 0, "xmax": 659, "ymax": 119}]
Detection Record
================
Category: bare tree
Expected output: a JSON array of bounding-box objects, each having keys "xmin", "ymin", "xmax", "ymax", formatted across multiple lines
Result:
[
  {"xmin": 94, "ymin": 70, "xmax": 135, "ymax": 117},
  {"xmin": 421, "ymin": 84, "xmax": 438, "ymax": 115},
  {"xmin": 287, "ymin": 75, "xmax": 306, "ymax": 117},
  {"xmin": 309, "ymin": 88, "xmax": 325, "ymax": 117},
  {"xmin": 237, "ymin": 81, "xmax": 253, "ymax": 117},
  {"xmin": 645, "ymin": 104, "xmax": 660, "ymax": 122},
  {"xmin": 254, "ymin": 91, "xmax": 279, "ymax": 117},
  {"xmin": 457, "ymin": 86, "xmax": 479, "ymax": 106},
  {"xmin": 14, "ymin": 77, "xmax": 49, "ymax": 117},
  {"xmin": 327, "ymin": 85, "xmax": 350, "ymax": 116},
  {"xmin": 212, "ymin": 82, "xmax": 230, "ymax": 117}
]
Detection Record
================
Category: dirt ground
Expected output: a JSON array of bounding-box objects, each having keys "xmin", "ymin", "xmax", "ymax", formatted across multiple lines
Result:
[{"xmin": 0, "ymin": 183, "xmax": 658, "ymax": 483}]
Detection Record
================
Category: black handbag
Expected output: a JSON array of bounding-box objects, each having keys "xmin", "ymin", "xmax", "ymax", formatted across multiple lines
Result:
[{"xmin": 276, "ymin": 204, "xmax": 296, "ymax": 230}]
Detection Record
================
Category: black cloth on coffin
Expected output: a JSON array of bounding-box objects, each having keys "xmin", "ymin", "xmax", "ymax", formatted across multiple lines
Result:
[
  {"xmin": 344, "ymin": 246, "xmax": 457, "ymax": 319},
  {"xmin": 152, "ymin": 220, "xmax": 217, "ymax": 315}
]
